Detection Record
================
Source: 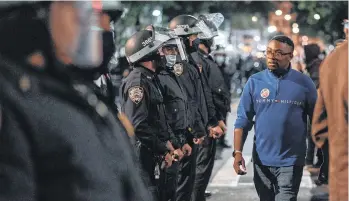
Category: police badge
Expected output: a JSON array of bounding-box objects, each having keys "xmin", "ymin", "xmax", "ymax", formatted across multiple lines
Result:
[
  {"xmin": 173, "ymin": 63, "xmax": 183, "ymax": 76},
  {"xmin": 128, "ymin": 86, "xmax": 144, "ymax": 104}
]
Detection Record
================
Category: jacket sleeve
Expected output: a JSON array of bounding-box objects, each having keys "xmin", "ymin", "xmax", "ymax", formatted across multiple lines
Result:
[
  {"xmin": 199, "ymin": 60, "xmax": 219, "ymax": 127},
  {"xmin": 167, "ymin": 122, "xmax": 182, "ymax": 149},
  {"xmin": 190, "ymin": 52, "xmax": 219, "ymax": 128},
  {"xmin": 311, "ymin": 89, "xmax": 328, "ymax": 148},
  {"xmin": 191, "ymin": 75, "xmax": 208, "ymax": 138},
  {"xmin": 207, "ymin": 61, "xmax": 231, "ymax": 121},
  {"xmin": 181, "ymin": 62, "xmax": 207, "ymax": 138},
  {"xmin": 122, "ymin": 85, "xmax": 169, "ymax": 155},
  {"xmin": 234, "ymin": 79, "xmax": 255, "ymax": 130},
  {"xmin": 0, "ymin": 105, "xmax": 36, "ymax": 200}
]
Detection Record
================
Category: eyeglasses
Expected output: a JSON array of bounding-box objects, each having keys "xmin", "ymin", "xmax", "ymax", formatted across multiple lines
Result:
[{"xmin": 265, "ymin": 49, "xmax": 292, "ymax": 58}]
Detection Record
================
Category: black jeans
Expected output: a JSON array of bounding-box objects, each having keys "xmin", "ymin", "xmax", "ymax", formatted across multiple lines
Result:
[{"xmin": 253, "ymin": 163, "xmax": 303, "ymax": 201}]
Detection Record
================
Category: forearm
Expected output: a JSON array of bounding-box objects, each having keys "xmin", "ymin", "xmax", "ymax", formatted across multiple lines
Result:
[{"xmin": 234, "ymin": 128, "xmax": 245, "ymax": 151}]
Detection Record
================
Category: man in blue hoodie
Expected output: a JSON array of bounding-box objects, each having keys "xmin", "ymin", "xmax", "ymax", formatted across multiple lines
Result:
[{"xmin": 233, "ymin": 35, "xmax": 317, "ymax": 201}]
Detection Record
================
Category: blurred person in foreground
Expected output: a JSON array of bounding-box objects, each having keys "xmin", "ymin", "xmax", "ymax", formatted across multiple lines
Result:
[
  {"xmin": 312, "ymin": 40, "xmax": 348, "ymax": 201},
  {"xmin": 69, "ymin": 1, "xmax": 123, "ymax": 109},
  {"xmin": 0, "ymin": 1, "xmax": 151, "ymax": 201},
  {"xmin": 233, "ymin": 35, "xmax": 317, "ymax": 201}
]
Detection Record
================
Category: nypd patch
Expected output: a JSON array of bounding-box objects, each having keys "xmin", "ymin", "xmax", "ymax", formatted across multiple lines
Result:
[
  {"xmin": 173, "ymin": 63, "xmax": 183, "ymax": 76},
  {"xmin": 128, "ymin": 86, "xmax": 144, "ymax": 104}
]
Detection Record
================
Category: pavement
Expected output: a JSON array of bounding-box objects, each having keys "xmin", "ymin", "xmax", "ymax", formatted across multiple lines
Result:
[{"xmin": 206, "ymin": 98, "xmax": 329, "ymax": 201}]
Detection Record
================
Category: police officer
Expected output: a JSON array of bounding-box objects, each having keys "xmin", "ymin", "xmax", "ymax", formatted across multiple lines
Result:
[
  {"xmin": 168, "ymin": 15, "xmax": 214, "ymax": 201},
  {"xmin": 121, "ymin": 27, "xmax": 183, "ymax": 200},
  {"xmin": 0, "ymin": 1, "xmax": 151, "ymax": 201},
  {"xmin": 191, "ymin": 16, "xmax": 228, "ymax": 200},
  {"xmin": 169, "ymin": 14, "xmax": 226, "ymax": 201},
  {"xmin": 151, "ymin": 30, "xmax": 194, "ymax": 200},
  {"xmin": 198, "ymin": 36, "xmax": 232, "ymax": 149}
]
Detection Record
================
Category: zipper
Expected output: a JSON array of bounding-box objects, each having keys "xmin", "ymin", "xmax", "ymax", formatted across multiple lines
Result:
[
  {"xmin": 275, "ymin": 76, "xmax": 283, "ymax": 98},
  {"xmin": 276, "ymin": 79, "xmax": 280, "ymax": 97}
]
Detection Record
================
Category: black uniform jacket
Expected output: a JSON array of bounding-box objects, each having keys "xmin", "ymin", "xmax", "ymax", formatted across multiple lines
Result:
[
  {"xmin": 173, "ymin": 61, "xmax": 207, "ymax": 138},
  {"xmin": 120, "ymin": 66, "xmax": 179, "ymax": 152},
  {"xmin": 0, "ymin": 56, "xmax": 152, "ymax": 201}
]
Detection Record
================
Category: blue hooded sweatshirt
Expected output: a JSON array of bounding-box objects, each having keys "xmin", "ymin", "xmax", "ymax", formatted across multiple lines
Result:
[{"xmin": 234, "ymin": 69, "xmax": 317, "ymax": 166}]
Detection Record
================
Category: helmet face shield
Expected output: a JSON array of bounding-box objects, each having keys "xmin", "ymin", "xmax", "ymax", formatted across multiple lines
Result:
[
  {"xmin": 126, "ymin": 25, "xmax": 189, "ymax": 65},
  {"xmin": 126, "ymin": 25, "xmax": 171, "ymax": 64},
  {"xmin": 197, "ymin": 13, "xmax": 224, "ymax": 39},
  {"xmin": 158, "ymin": 30, "xmax": 188, "ymax": 62},
  {"xmin": 158, "ymin": 36, "xmax": 188, "ymax": 70},
  {"xmin": 172, "ymin": 25, "xmax": 202, "ymax": 36},
  {"xmin": 195, "ymin": 20, "xmax": 214, "ymax": 39}
]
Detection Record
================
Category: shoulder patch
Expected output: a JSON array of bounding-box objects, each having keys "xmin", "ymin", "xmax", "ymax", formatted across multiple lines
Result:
[{"xmin": 128, "ymin": 86, "xmax": 144, "ymax": 104}]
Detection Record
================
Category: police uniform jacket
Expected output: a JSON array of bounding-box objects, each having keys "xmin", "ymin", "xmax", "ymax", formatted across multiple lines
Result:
[
  {"xmin": 200, "ymin": 53, "xmax": 231, "ymax": 121},
  {"xmin": 158, "ymin": 68, "xmax": 190, "ymax": 146},
  {"xmin": 120, "ymin": 65, "xmax": 180, "ymax": 153},
  {"xmin": 0, "ymin": 55, "xmax": 152, "ymax": 201},
  {"xmin": 189, "ymin": 52, "xmax": 219, "ymax": 127},
  {"xmin": 174, "ymin": 61, "xmax": 207, "ymax": 138}
]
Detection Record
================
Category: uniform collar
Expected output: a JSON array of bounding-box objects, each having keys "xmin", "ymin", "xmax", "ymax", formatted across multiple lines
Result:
[
  {"xmin": 134, "ymin": 65, "xmax": 156, "ymax": 79},
  {"xmin": 159, "ymin": 69, "xmax": 171, "ymax": 75}
]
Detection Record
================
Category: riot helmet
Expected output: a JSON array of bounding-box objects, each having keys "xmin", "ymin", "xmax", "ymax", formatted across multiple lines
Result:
[
  {"xmin": 197, "ymin": 13, "xmax": 224, "ymax": 54},
  {"xmin": 169, "ymin": 14, "xmax": 223, "ymax": 53},
  {"xmin": 125, "ymin": 25, "xmax": 187, "ymax": 69}
]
